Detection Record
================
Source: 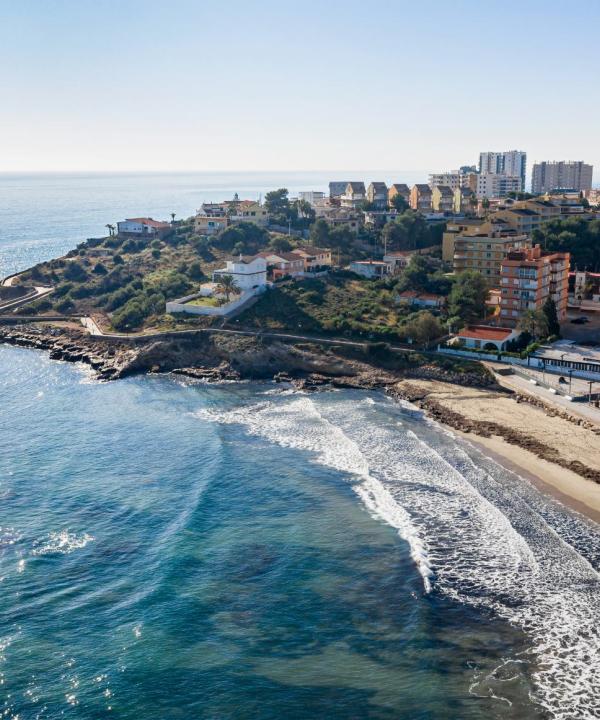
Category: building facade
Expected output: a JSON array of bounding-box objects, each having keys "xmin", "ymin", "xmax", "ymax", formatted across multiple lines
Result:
[
  {"xmin": 431, "ymin": 185, "xmax": 454, "ymax": 213},
  {"xmin": 479, "ymin": 150, "xmax": 527, "ymax": 190},
  {"xmin": 388, "ymin": 183, "xmax": 410, "ymax": 207},
  {"xmin": 476, "ymin": 173, "xmax": 521, "ymax": 199},
  {"xmin": 531, "ymin": 161, "xmax": 593, "ymax": 194},
  {"xmin": 341, "ymin": 182, "xmax": 367, "ymax": 208},
  {"xmin": 410, "ymin": 184, "xmax": 432, "ymax": 211},
  {"xmin": 366, "ymin": 182, "xmax": 389, "ymax": 208},
  {"xmin": 499, "ymin": 245, "xmax": 570, "ymax": 326},
  {"xmin": 212, "ymin": 256, "xmax": 268, "ymax": 290},
  {"xmin": 116, "ymin": 218, "xmax": 171, "ymax": 236}
]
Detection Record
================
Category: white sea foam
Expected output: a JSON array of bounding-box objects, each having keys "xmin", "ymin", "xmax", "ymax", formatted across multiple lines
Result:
[
  {"xmin": 32, "ymin": 530, "xmax": 94, "ymax": 556},
  {"xmin": 196, "ymin": 390, "xmax": 600, "ymax": 720}
]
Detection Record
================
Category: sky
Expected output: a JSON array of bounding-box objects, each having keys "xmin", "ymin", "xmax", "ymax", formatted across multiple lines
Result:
[{"xmin": 1, "ymin": 0, "xmax": 598, "ymax": 176}]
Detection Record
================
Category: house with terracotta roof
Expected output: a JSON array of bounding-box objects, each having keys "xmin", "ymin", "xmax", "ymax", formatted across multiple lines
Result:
[
  {"xmin": 290, "ymin": 246, "xmax": 333, "ymax": 271},
  {"xmin": 117, "ymin": 218, "xmax": 171, "ymax": 236},
  {"xmin": 256, "ymin": 252, "xmax": 305, "ymax": 280},
  {"xmin": 454, "ymin": 325, "xmax": 518, "ymax": 351}
]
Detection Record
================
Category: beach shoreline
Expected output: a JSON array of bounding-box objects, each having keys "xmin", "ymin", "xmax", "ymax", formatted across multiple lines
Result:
[{"xmin": 453, "ymin": 429, "xmax": 600, "ymax": 524}]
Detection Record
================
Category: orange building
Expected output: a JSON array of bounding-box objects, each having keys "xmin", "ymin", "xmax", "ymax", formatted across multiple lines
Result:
[{"xmin": 499, "ymin": 244, "xmax": 570, "ymax": 326}]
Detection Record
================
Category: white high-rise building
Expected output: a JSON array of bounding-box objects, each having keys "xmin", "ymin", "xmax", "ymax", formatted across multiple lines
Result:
[
  {"xmin": 428, "ymin": 172, "xmax": 461, "ymax": 191},
  {"xmin": 479, "ymin": 150, "xmax": 527, "ymax": 191},
  {"xmin": 531, "ymin": 161, "xmax": 593, "ymax": 194},
  {"xmin": 475, "ymin": 173, "xmax": 521, "ymax": 199}
]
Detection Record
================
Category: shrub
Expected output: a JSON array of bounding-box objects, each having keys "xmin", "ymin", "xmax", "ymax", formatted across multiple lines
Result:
[
  {"xmin": 93, "ymin": 263, "xmax": 108, "ymax": 275},
  {"xmin": 55, "ymin": 297, "xmax": 75, "ymax": 314},
  {"xmin": 113, "ymin": 254, "xmax": 124, "ymax": 265},
  {"xmin": 64, "ymin": 262, "xmax": 87, "ymax": 282},
  {"xmin": 54, "ymin": 282, "xmax": 74, "ymax": 298},
  {"xmin": 151, "ymin": 248, "xmax": 161, "ymax": 259}
]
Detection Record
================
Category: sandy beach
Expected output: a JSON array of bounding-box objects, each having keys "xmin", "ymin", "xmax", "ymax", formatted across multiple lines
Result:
[{"xmin": 395, "ymin": 379, "xmax": 600, "ymax": 522}]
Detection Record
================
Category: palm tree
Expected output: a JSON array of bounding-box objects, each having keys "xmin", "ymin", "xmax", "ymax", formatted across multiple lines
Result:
[
  {"xmin": 216, "ymin": 274, "xmax": 239, "ymax": 303},
  {"xmin": 105, "ymin": 223, "xmax": 115, "ymax": 237},
  {"xmin": 170, "ymin": 213, "xmax": 176, "ymax": 224}
]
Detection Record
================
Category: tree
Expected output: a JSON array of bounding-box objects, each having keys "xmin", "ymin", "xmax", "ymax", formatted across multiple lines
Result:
[
  {"xmin": 269, "ymin": 235, "xmax": 292, "ymax": 253},
  {"xmin": 170, "ymin": 213, "xmax": 176, "ymax": 223},
  {"xmin": 309, "ymin": 218, "xmax": 330, "ymax": 247},
  {"xmin": 405, "ymin": 311, "xmax": 444, "ymax": 346},
  {"xmin": 264, "ymin": 188, "xmax": 290, "ymax": 220},
  {"xmin": 390, "ymin": 194, "xmax": 408, "ymax": 213},
  {"xmin": 188, "ymin": 262, "xmax": 204, "ymax": 281},
  {"xmin": 542, "ymin": 296, "xmax": 561, "ymax": 337},
  {"xmin": 481, "ymin": 197, "xmax": 490, "ymax": 210},
  {"xmin": 448, "ymin": 271, "xmax": 488, "ymax": 323},
  {"xmin": 398, "ymin": 255, "xmax": 433, "ymax": 292},
  {"xmin": 216, "ymin": 274, "xmax": 239, "ymax": 303},
  {"xmin": 517, "ymin": 309, "xmax": 549, "ymax": 340}
]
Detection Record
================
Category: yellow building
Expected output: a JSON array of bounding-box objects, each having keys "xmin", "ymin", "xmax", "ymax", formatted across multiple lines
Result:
[{"xmin": 444, "ymin": 220, "xmax": 531, "ymax": 282}]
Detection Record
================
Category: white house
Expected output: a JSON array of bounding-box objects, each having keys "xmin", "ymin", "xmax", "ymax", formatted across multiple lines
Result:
[
  {"xmin": 454, "ymin": 325, "xmax": 518, "ymax": 351},
  {"xmin": 212, "ymin": 255, "xmax": 268, "ymax": 291},
  {"xmin": 349, "ymin": 260, "xmax": 391, "ymax": 279},
  {"xmin": 116, "ymin": 217, "xmax": 171, "ymax": 236}
]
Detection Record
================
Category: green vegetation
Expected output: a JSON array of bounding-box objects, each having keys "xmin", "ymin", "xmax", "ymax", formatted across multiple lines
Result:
[
  {"xmin": 447, "ymin": 271, "xmax": 489, "ymax": 325},
  {"xmin": 532, "ymin": 216, "xmax": 600, "ymax": 270}
]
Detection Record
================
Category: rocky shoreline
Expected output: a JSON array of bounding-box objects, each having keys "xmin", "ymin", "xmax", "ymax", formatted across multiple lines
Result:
[{"xmin": 3, "ymin": 322, "xmax": 599, "ymax": 486}]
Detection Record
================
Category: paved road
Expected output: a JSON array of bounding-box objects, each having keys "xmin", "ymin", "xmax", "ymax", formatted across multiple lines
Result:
[
  {"xmin": 0, "ymin": 286, "xmax": 53, "ymax": 313},
  {"xmin": 79, "ymin": 315, "xmax": 418, "ymax": 353},
  {"xmin": 486, "ymin": 363, "xmax": 600, "ymax": 426}
]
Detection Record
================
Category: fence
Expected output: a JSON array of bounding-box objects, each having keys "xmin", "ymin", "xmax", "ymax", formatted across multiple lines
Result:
[{"xmin": 166, "ymin": 286, "xmax": 266, "ymax": 318}]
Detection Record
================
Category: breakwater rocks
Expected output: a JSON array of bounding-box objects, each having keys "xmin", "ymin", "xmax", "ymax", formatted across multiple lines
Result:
[{"xmin": 392, "ymin": 382, "xmax": 600, "ymax": 485}]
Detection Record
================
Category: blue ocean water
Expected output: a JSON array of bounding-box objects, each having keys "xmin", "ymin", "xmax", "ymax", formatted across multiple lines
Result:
[{"xmin": 1, "ymin": 174, "xmax": 599, "ymax": 719}]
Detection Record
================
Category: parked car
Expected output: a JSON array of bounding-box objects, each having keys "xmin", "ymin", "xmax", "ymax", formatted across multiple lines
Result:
[{"xmin": 570, "ymin": 316, "xmax": 588, "ymax": 324}]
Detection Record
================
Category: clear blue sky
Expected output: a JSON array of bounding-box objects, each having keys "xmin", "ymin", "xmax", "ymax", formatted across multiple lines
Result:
[{"xmin": 1, "ymin": 0, "xmax": 598, "ymax": 175}]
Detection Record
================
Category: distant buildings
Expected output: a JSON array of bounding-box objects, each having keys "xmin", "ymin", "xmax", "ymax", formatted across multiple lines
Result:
[
  {"xmin": 431, "ymin": 185, "xmax": 454, "ymax": 212},
  {"xmin": 410, "ymin": 184, "xmax": 432, "ymax": 211},
  {"xmin": 499, "ymin": 245, "xmax": 570, "ymax": 326},
  {"xmin": 428, "ymin": 172, "xmax": 461, "ymax": 191},
  {"xmin": 388, "ymin": 183, "xmax": 410, "ymax": 207},
  {"xmin": 117, "ymin": 217, "xmax": 171, "ymax": 236},
  {"xmin": 531, "ymin": 161, "xmax": 593, "ymax": 194},
  {"xmin": 475, "ymin": 173, "xmax": 521, "ymax": 199},
  {"xmin": 341, "ymin": 182, "xmax": 367, "ymax": 209},
  {"xmin": 329, "ymin": 181, "xmax": 350, "ymax": 198},
  {"xmin": 366, "ymin": 182, "xmax": 388, "ymax": 208},
  {"xmin": 479, "ymin": 150, "xmax": 527, "ymax": 191},
  {"xmin": 453, "ymin": 186, "xmax": 476, "ymax": 214},
  {"xmin": 298, "ymin": 191, "xmax": 326, "ymax": 205}
]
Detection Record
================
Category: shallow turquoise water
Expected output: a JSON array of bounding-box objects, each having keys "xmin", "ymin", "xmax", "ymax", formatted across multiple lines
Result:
[{"xmin": 1, "ymin": 347, "xmax": 599, "ymax": 719}]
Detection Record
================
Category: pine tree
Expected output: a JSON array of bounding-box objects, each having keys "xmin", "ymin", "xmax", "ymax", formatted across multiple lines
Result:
[{"xmin": 542, "ymin": 296, "xmax": 561, "ymax": 337}]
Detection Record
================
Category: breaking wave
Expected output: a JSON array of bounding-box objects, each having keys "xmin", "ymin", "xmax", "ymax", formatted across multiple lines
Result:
[{"xmin": 196, "ymin": 390, "xmax": 600, "ymax": 720}]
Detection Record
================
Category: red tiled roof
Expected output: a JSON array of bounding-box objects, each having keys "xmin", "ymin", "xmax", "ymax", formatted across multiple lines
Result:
[
  {"xmin": 126, "ymin": 217, "xmax": 170, "ymax": 228},
  {"xmin": 458, "ymin": 325, "xmax": 514, "ymax": 341}
]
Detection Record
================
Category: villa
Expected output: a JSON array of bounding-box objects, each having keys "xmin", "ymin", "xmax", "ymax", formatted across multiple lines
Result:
[
  {"xmin": 212, "ymin": 255, "xmax": 268, "ymax": 290},
  {"xmin": 454, "ymin": 325, "xmax": 518, "ymax": 351},
  {"xmin": 116, "ymin": 218, "xmax": 171, "ymax": 236}
]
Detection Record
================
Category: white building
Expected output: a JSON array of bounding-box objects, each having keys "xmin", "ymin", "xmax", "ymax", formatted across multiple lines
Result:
[
  {"xmin": 428, "ymin": 172, "xmax": 461, "ymax": 191},
  {"xmin": 116, "ymin": 217, "xmax": 171, "ymax": 236},
  {"xmin": 298, "ymin": 191, "xmax": 326, "ymax": 205},
  {"xmin": 531, "ymin": 161, "xmax": 593, "ymax": 194},
  {"xmin": 476, "ymin": 173, "xmax": 521, "ymax": 199},
  {"xmin": 479, "ymin": 150, "xmax": 527, "ymax": 190},
  {"xmin": 349, "ymin": 260, "xmax": 390, "ymax": 279},
  {"xmin": 212, "ymin": 255, "xmax": 267, "ymax": 291}
]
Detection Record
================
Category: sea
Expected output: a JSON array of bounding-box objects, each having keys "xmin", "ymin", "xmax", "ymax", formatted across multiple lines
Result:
[{"xmin": 0, "ymin": 172, "xmax": 599, "ymax": 720}]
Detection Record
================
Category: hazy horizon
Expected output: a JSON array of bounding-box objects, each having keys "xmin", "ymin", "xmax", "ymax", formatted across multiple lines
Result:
[{"xmin": 2, "ymin": 0, "xmax": 598, "ymax": 178}]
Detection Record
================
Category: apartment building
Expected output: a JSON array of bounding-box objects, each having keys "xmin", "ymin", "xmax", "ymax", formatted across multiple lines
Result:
[
  {"xmin": 388, "ymin": 183, "xmax": 410, "ymax": 207},
  {"xmin": 341, "ymin": 182, "xmax": 366, "ymax": 208},
  {"xmin": 479, "ymin": 150, "xmax": 527, "ymax": 190},
  {"xmin": 499, "ymin": 245, "xmax": 570, "ymax": 326},
  {"xmin": 410, "ymin": 184, "xmax": 432, "ymax": 211},
  {"xmin": 531, "ymin": 161, "xmax": 593, "ymax": 194},
  {"xmin": 447, "ymin": 221, "xmax": 531, "ymax": 282},
  {"xmin": 476, "ymin": 172, "xmax": 521, "ymax": 199},
  {"xmin": 428, "ymin": 172, "xmax": 461, "ymax": 191},
  {"xmin": 492, "ymin": 198, "xmax": 561, "ymax": 234},
  {"xmin": 453, "ymin": 186, "xmax": 477, "ymax": 214},
  {"xmin": 366, "ymin": 182, "xmax": 389, "ymax": 209},
  {"xmin": 431, "ymin": 185, "xmax": 454, "ymax": 213}
]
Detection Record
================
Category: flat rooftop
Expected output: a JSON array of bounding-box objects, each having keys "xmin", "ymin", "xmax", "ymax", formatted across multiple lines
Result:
[{"xmin": 535, "ymin": 340, "xmax": 600, "ymax": 364}]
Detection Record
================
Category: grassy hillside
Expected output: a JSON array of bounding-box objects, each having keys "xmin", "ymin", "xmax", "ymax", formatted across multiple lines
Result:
[{"xmin": 238, "ymin": 275, "xmax": 419, "ymax": 341}]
